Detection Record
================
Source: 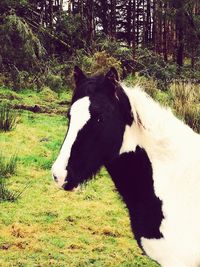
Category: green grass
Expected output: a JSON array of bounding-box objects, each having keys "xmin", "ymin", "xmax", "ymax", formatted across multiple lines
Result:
[{"xmin": 0, "ymin": 87, "xmax": 159, "ymax": 266}]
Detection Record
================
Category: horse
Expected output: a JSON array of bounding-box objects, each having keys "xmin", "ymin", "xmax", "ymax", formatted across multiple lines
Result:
[{"xmin": 52, "ymin": 66, "xmax": 200, "ymax": 267}]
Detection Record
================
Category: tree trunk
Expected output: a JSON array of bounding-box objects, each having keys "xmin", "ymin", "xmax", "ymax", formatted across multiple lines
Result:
[
  {"xmin": 127, "ymin": 0, "xmax": 132, "ymax": 46},
  {"xmin": 132, "ymin": 0, "xmax": 136, "ymax": 59},
  {"xmin": 163, "ymin": 2, "xmax": 168, "ymax": 61},
  {"xmin": 176, "ymin": 7, "xmax": 184, "ymax": 66},
  {"xmin": 110, "ymin": 0, "xmax": 117, "ymax": 39},
  {"xmin": 100, "ymin": 0, "xmax": 109, "ymax": 34},
  {"xmin": 86, "ymin": 0, "xmax": 95, "ymax": 46},
  {"xmin": 49, "ymin": 0, "xmax": 53, "ymax": 31}
]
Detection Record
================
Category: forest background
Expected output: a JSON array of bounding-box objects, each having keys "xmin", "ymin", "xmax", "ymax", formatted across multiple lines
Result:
[{"xmin": 1, "ymin": 0, "xmax": 200, "ymax": 88}]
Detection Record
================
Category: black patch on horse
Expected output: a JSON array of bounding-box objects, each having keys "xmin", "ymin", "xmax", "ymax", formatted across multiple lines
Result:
[{"xmin": 105, "ymin": 147, "xmax": 164, "ymax": 247}]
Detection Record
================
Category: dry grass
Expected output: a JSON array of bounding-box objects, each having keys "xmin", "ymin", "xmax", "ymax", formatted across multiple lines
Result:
[{"xmin": 170, "ymin": 82, "xmax": 200, "ymax": 133}]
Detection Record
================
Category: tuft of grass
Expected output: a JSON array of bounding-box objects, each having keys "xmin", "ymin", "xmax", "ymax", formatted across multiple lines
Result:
[
  {"xmin": 0, "ymin": 153, "xmax": 18, "ymax": 177},
  {"xmin": 0, "ymin": 177, "xmax": 16, "ymax": 202},
  {"xmin": 0, "ymin": 153, "xmax": 20, "ymax": 202},
  {"xmin": 170, "ymin": 82, "xmax": 200, "ymax": 133},
  {"xmin": 0, "ymin": 104, "xmax": 18, "ymax": 132}
]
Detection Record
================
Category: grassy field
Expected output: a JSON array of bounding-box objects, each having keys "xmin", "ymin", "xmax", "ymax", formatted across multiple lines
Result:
[{"xmin": 0, "ymin": 87, "xmax": 159, "ymax": 267}]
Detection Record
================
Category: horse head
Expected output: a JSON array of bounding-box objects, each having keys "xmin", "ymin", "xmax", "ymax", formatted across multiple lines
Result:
[{"xmin": 52, "ymin": 66, "xmax": 133, "ymax": 190}]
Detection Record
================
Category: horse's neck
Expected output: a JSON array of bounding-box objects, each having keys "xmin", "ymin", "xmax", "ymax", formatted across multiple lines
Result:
[{"xmin": 122, "ymin": 85, "xmax": 196, "ymax": 163}]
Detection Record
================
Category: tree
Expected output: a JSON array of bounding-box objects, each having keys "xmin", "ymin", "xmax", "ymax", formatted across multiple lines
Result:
[{"xmin": 0, "ymin": 14, "xmax": 44, "ymax": 71}]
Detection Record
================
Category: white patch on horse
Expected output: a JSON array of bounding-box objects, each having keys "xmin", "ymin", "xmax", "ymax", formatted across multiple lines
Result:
[
  {"xmin": 119, "ymin": 85, "xmax": 200, "ymax": 266},
  {"xmin": 119, "ymin": 124, "xmax": 138, "ymax": 154},
  {"xmin": 52, "ymin": 97, "xmax": 91, "ymax": 187}
]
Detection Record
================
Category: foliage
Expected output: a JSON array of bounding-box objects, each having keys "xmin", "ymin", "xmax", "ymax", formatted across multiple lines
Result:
[
  {"xmin": 46, "ymin": 74, "xmax": 63, "ymax": 93},
  {"xmin": 0, "ymin": 14, "xmax": 44, "ymax": 71},
  {"xmin": 75, "ymin": 51, "xmax": 123, "ymax": 77},
  {"xmin": 55, "ymin": 13, "xmax": 87, "ymax": 54},
  {"xmin": 135, "ymin": 48, "xmax": 177, "ymax": 90},
  {"xmin": 0, "ymin": 0, "xmax": 28, "ymax": 15},
  {"xmin": 95, "ymin": 37, "xmax": 134, "ymax": 77},
  {"xmin": 0, "ymin": 104, "xmax": 18, "ymax": 132}
]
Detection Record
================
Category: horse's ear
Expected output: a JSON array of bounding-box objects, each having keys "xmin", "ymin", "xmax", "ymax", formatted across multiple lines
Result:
[
  {"xmin": 105, "ymin": 67, "xmax": 119, "ymax": 85},
  {"xmin": 74, "ymin": 66, "xmax": 86, "ymax": 85}
]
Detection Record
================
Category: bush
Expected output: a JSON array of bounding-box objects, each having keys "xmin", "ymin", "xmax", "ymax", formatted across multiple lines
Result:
[
  {"xmin": 39, "ymin": 86, "xmax": 58, "ymax": 102},
  {"xmin": 55, "ymin": 13, "xmax": 87, "ymax": 54},
  {"xmin": 46, "ymin": 74, "xmax": 63, "ymax": 93},
  {"xmin": 95, "ymin": 37, "xmax": 133, "ymax": 77},
  {"xmin": 0, "ymin": 104, "xmax": 18, "ymax": 131},
  {"xmin": 75, "ymin": 51, "xmax": 122, "ymax": 77},
  {"xmin": 0, "ymin": 15, "xmax": 44, "ymax": 71},
  {"xmin": 92, "ymin": 51, "xmax": 122, "ymax": 76},
  {"xmin": 135, "ymin": 48, "xmax": 177, "ymax": 91}
]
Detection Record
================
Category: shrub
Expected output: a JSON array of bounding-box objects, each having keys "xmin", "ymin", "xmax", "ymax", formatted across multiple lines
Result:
[
  {"xmin": 75, "ymin": 51, "xmax": 122, "ymax": 77},
  {"xmin": 95, "ymin": 37, "xmax": 133, "ymax": 77},
  {"xmin": 39, "ymin": 86, "xmax": 58, "ymax": 102},
  {"xmin": 55, "ymin": 13, "xmax": 87, "ymax": 53},
  {"xmin": 135, "ymin": 48, "xmax": 177, "ymax": 91},
  {"xmin": 0, "ymin": 104, "xmax": 18, "ymax": 132},
  {"xmin": 46, "ymin": 74, "xmax": 63, "ymax": 93},
  {"xmin": 92, "ymin": 51, "xmax": 122, "ymax": 76},
  {"xmin": 0, "ymin": 15, "xmax": 44, "ymax": 71}
]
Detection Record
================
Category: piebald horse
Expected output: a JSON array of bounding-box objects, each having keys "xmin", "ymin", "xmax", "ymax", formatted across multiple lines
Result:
[{"xmin": 52, "ymin": 67, "xmax": 200, "ymax": 267}]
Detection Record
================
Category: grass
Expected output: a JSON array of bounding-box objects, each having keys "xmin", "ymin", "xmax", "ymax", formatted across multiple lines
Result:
[
  {"xmin": 0, "ymin": 154, "xmax": 18, "ymax": 177},
  {"xmin": 170, "ymin": 82, "xmax": 200, "ymax": 133},
  {"xmin": 0, "ymin": 154, "xmax": 19, "ymax": 202},
  {"xmin": 0, "ymin": 86, "xmax": 159, "ymax": 266},
  {"xmin": 0, "ymin": 104, "xmax": 18, "ymax": 132}
]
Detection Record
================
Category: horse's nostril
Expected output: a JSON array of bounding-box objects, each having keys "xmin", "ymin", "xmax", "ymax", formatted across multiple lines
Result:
[{"xmin": 53, "ymin": 174, "xmax": 58, "ymax": 182}]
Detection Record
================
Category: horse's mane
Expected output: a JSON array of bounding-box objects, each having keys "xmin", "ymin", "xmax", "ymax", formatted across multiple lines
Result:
[
  {"xmin": 121, "ymin": 84, "xmax": 198, "ymax": 159},
  {"xmin": 122, "ymin": 84, "xmax": 193, "ymax": 135}
]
